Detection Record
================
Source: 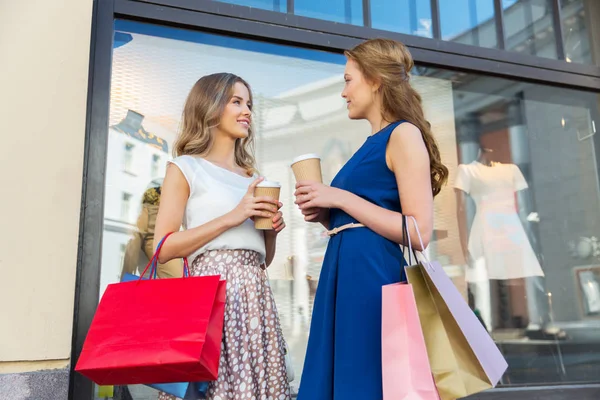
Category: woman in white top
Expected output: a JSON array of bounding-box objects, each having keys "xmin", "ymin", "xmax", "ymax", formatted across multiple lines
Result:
[{"xmin": 154, "ymin": 73, "xmax": 291, "ymax": 400}]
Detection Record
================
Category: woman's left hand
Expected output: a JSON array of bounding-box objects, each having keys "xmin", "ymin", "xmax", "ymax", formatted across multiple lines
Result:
[
  {"xmin": 294, "ymin": 181, "xmax": 342, "ymax": 210},
  {"xmin": 268, "ymin": 202, "xmax": 286, "ymax": 234}
]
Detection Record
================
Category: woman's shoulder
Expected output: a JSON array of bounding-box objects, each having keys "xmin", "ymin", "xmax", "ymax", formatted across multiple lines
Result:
[
  {"xmin": 170, "ymin": 155, "xmax": 214, "ymax": 176},
  {"xmin": 167, "ymin": 155, "xmax": 204, "ymax": 194},
  {"xmin": 388, "ymin": 121, "xmax": 426, "ymax": 152},
  {"xmin": 375, "ymin": 120, "xmax": 418, "ymax": 145},
  {"xmin": 390, "ymin": 120, "xmax": 420, "ymax": 136},
  {"xmin": 170, "ymin": 154, "xmax": 197, "ymax": 166}
]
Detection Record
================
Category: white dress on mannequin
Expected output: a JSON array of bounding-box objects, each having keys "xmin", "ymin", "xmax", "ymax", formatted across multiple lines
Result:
[
  {"xmin": 455, "ymin": 161, "xmax": 544, "ymax": 281},
  {"xmin": 455, "ymin": 161, "xmax": 544, "ymax": 331}
]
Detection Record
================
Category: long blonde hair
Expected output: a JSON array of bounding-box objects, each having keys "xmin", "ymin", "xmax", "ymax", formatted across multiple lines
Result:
[
  {"xmin": 345, "ymin": 38, "xmax": 449, "ymax": 196},
  {"xmin": 174, "ymin": 73, "xmax": 256, "ymax": 175}
]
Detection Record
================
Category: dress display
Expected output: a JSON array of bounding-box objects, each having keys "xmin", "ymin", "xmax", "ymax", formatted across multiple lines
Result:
[
  {"xmin": 454, "ymin": 161, "xmax": 544, "ymax": 281},
  {"xmin": 455, "ymin": 161, "xmax": 545, "ymax": 331}
]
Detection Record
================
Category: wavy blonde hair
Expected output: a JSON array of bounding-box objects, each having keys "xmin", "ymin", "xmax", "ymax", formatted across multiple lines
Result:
[
  {"xmin": 345, "ymin": 38, "xmax": 449, "ymax": 196},
  {"xmin": 174, "ymin": 73, "xmax": 256, "ymax": 175}
]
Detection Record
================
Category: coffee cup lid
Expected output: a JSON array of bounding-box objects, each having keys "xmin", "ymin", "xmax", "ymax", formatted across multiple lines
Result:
[
  {"xmin": 257, "ymin": 180, "xmax": 281, "ymax": 188},
  {"xmin": 291, "ymin": 153, "xmax": 321, "ymax": 165}
]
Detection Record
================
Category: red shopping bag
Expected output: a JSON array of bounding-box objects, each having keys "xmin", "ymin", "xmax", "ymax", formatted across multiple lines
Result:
[
  {"xmin": 382, "ymin": 282, "xmax": 440, "ymax": 400},
  {"xmin": 75, "ymin": 233, "xmax": 226, "ymax": 385}
]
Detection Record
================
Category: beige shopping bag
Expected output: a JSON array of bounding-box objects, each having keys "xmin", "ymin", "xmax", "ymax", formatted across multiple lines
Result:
[{"xmin": 403, "ymin": 216, "xmax": 507, "ymax": 400}]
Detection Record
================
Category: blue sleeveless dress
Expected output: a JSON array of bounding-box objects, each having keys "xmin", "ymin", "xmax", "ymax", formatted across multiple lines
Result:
[{"xmin": 297, "ymin": 121, "xmax": 408, "ymax": 399}]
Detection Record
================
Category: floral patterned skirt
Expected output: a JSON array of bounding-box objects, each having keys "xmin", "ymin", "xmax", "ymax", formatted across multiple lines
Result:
[{"xmin": 158, "ymin": 250, "xmax": 291, "ymax": 400}]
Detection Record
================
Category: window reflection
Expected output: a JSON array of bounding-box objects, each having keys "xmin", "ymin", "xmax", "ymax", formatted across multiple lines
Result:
[
  {"xmin": 561, "ymin": 0, "xmax": 595, "ymax": 65},
  {"xmin": 215, "ymin": 0, "xmax": 287, "ymax": 12},
  {"xmin": 123, "ymin": 143, "xmax": 134, "ymax": 173},
  {"xmin": 151, "ymin": 154, "xmax": 161, "ymax": 178},
  {"xmin": 371, "ymin": 0, "xmax": 433, "ymax": 37},
  {"xmin": 120, "ymin": 192, "xmax": 132, "ymax": 222},
  {"xmin": 440, "ymin": 0, "xmax": 497, "ymax": 48},
  {"xmin": 98, "ymin": 20, "xmax": 600, "ymax": 399},
  {"xmin": 503, "ymin": 0, "xmax": 558, "ymax": 59},
  {"xmin": 294, "ymin": 0, "xmax": 363, "ymax": 25}
]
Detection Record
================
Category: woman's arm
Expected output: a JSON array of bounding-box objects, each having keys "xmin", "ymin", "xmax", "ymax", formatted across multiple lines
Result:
[
  {"xmin": 154, "ymin": 164, "xmax": 277, "ymax": 264},
  {"xmin": 296, "ymin": 123, "xmax": 433, "ymax": 250},
  {"xmin": 264, "ymin": 233, "xmax": 277, "ymax": 268},
  {"xmin": 263, "ymin": 205, "xmax": 286, "ymax": 267}
]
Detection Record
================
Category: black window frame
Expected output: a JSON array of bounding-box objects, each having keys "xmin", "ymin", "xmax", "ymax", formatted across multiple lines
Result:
[{"xmin": 69, "ymin": 0, "xmax": 600, "ymax": 399}]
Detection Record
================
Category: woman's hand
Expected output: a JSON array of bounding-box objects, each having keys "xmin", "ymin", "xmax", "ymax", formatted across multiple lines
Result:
[
  {"xmin": 226, "ymin": 177, "xmax": 279, "ymax": 227},
  {"xmin": 300, "ymin": 206, "xmax": 329, "ymax": 224},
  {"xmin": 266, "ymin": 202, "xmax": 286, "ymax": 235},
  {"xmin": 294, "ymin": 181, "xmax": 343, "ymax": 211}
]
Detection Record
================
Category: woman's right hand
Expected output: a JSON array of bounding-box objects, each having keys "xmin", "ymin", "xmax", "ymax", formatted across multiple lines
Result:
[
  {"xmin": 226, "ymin": 177, "xmax": 280, "ymax": 227},
  {"xmin": 300, "ymin": 207, "xmax": 329, "ymax": 227}
]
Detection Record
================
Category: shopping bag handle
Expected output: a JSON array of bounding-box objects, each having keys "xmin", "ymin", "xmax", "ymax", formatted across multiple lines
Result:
[
  {"xmin": 150, "ymin": 234, "xmax": 191, "ymax": 279},
  {"xmin": 139, "ymin": 232, "xmax": 190, "ymax": 281},
  {"xmin": 402, "ymin": 215, "xmax": 418, "ymax": 265},
  {"xmin": 403, "ymin": 215, "xmax": 434, "ymax": 270}
]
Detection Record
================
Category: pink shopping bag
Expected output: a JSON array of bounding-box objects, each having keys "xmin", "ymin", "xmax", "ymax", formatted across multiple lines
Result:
[{"xmin": 382, "ymin": 282, "xmax": 440, "ymax": 400}]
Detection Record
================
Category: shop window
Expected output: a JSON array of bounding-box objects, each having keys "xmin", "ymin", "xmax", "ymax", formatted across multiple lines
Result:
[{"xmin": 97, "ymin": 20, "xmax": 600, "ymax": 399}]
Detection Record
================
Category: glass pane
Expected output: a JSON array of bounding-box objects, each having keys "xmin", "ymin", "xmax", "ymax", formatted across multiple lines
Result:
[
  {"xmin": 214, "ymin": 0, "xmax": 287, "ymax": 13},
  {"xmin": 440, "ymin": 0, "xmax": 498, "ymax": 48},
  {"xmin": 370, "ymin": 0, "xmax": 433, "ymax": 38},
  {"xmin": 99, "ymin": 20, "xmax": 600, "ymax": 399},
  {"xmin": 561, "ymin": 0, "xmax": 595, "ymax": 64},
  {"xmin": 415, "ymin": 63, "xmax": 600, "ymax": 385},
  {"xmin": 503, "ymin": 0, "xmax": 558, "ymax": 58},
  {"xmin": 294, "ymin": 0, "xmax": 363, "ymax": 25}
]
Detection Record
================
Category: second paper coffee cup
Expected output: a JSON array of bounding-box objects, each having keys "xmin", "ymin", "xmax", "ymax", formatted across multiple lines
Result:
[
  {"xmin": 291, "ymin": 153, "xmax": 323, "ymax": 183},
  {"xmin": 253, "ymin": 181, "xmax": 281, "ymax": 230}
]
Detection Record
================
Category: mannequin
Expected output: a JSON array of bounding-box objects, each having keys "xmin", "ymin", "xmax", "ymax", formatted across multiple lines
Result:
[
  {"xmin": 120, "ymin": 185, "xmax": 182, "ymax": 279},
  {"xmin": 455, "ymin": 145, "xmax": 545, "ymax": 331}
]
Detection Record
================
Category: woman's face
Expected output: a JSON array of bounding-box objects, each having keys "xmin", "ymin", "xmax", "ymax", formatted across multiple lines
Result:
[
  {"xmin": 341, "ymin": 58, "xmax": 376, "ymax": 120},
  {"xmin": 217, "ymin": 82, "xmax": 252, "ymax": 140}
]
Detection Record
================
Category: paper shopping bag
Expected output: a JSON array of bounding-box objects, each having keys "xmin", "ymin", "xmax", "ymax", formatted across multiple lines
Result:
[
  {"xmin": 120, "ymin": 273, "xmax": 210, "ymax": 399},
  {"xmin": 402, "ymin": 216, "xmax": 507, "ymax": 400},
  {"xmin": 76, "ymin": 233, "xmax": 227, "ymax": 386},
  {"xmin": 406, "ymin": 262, "xmax": 507, "ymax": 400},
  {"xmin": 382, "ymin": 282, "xmax": 439, "ymax": 400}
]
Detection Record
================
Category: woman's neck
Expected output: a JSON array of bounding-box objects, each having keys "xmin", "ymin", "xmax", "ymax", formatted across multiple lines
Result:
[
  {"xmin": 205, "ymin": 133, "xmax": 237, "ymax": 170},
  {"xmin": 367, "ymin": 108, "xmax": 391, "ymax": 135}
]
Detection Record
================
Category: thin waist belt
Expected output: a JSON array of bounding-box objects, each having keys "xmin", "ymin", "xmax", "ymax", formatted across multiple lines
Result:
[{"xmin": 326, "ymin": 222, "xmax": 365, "ymax": 237}]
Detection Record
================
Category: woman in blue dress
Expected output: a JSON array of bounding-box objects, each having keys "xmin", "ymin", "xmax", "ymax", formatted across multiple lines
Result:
[{"xmin": 294, "ymin": 38, "xmax": 449, "ymax": 399}]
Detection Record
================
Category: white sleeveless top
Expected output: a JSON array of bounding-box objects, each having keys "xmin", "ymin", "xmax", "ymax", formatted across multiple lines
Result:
[{"xmin": 169, "ymin": 155, "xmax": 266, "ymax": 264}]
